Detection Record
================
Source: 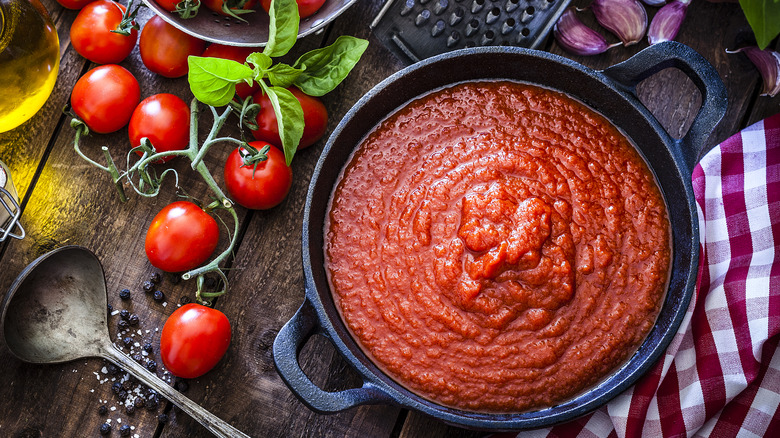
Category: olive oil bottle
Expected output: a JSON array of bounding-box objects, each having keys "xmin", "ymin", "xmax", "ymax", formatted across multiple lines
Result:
[{"xmin": 0, "ymin": 0, "xmax": 59, "ymax": 133}]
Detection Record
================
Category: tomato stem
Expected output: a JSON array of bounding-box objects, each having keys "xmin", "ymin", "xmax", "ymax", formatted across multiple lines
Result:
[{"xmin": 101, "ymin": 146, "xmax": 128, "ymax": 203}]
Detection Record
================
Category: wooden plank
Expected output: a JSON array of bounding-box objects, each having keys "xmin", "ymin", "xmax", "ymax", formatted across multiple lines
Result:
[
  {"xmin": 157, "ymin": 2, "xmax": 409, "ymax": 437},
  {"xmin": 0, "ymin": 3, "xmax": 253, "ymax": 437}
]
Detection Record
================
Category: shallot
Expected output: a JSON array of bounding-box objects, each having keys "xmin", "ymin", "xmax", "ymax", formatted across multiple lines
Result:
[
  {"xmin": 591, "ymin": 0, "xmax": 648, "ymax": 46},
  {"xmin": 729, "ymin": 46, "xmax": 780, "ymax": 97},
  {"xmin": 648, "ymin": 0, "xmax": 692, "ymax": 44}
]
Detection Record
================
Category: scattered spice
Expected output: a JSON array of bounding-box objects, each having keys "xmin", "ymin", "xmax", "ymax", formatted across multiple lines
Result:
[
  {"xmin": 119, "ymin": 288, "xmax": 131, "ymax": 300},
  {"xmin": 99, "ymin": 422, "xmax": 111, "ymax": 435}
]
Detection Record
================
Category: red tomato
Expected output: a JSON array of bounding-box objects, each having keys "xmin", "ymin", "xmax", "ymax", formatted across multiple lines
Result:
[
  {"xmin": 55, "ymin": 0, "xmax": 97, "ymax": 9},
  {"xmin": 160, "ymin": 304, "xmax": 231, "ymax": 379},
  {"xmin": 70, "ymin": 64, "xmax": 140, "ymax": 134},
  {"xmin": 202, "ymin": 44, "xmax": 261, "ymax": 99},
  {"xmin": 154, "ymin": 0, "xmax": 183, "ymax": 11},
  {"xmin": 129, "ymin": 94, "xmax": 190, "ymax": 163},
  {"xmin": 70, "ymin": 0, "xmax": 138, "ymax": 64},
  {"xmin": 260, "ymin": 0, "xmax": 325, "ymax": 19},
  {"xmin": 139, "ymin": 15, "xmax": 206, "ymax": 78},
  {"xmin": 145, "ymin": 201, "xmax": 219, "ymax": 272},
  {"xmin": 202, "ymin": 0, "xmax": 258, "ymax": 16},
  {"xmin": 223, "ymin": 142, "xmax": 292, "ymax": 210},
  {"xmin": 250, "ymin": 87, "xmax": 328, "ymax": 150}
]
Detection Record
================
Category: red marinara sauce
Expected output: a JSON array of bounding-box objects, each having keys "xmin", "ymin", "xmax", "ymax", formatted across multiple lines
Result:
[{"xmin": 325, "ymin": 81, "xmax": 671, "ymax": 413}]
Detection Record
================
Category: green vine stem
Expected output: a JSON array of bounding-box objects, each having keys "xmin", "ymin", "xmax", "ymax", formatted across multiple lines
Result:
[{"xmin": 72, "ymin": 98, "xmax": 260, "ymax": 302}]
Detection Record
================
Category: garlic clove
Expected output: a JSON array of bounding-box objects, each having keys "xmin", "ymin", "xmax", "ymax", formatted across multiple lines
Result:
[
  {"xmin": 647, "ymin": 0, "xmax": 691, "ymax": 45},
  {"xmin": 592, "ymin": 0, "xmax": 648, "ymax": 46},
  {"xmin": 554, "ymin": 7, "xmax": 621, "ymax": 56},
  {"xmin": 729, "ymin": 46, "xmax": 780, "ymax": 97}
]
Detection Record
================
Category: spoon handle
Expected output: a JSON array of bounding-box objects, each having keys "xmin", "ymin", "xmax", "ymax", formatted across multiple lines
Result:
[{"xmin": 103, "ymin": 345, "xmax": 250, "ymax": 438}]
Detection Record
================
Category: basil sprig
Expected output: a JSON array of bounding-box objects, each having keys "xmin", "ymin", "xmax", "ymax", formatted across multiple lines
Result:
[{"xmin": 187, "ymin": 0, "xmax": 368, "ymax": 165}]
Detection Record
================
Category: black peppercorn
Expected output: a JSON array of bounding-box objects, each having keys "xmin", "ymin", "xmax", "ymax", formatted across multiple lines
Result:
[
  {"xmin": 134, "ymin": 397, "xmax": 145, "ymax": 408},
  {"xmin": 98, "ymin": 404, "xmax": 108, "ymax": 415},
  {"xmin": 119, "ymin": 309, "xmax": 130, "ymax": 320},
  {"xmin": 174, "ymin": 379, "xmax": 189, "ymax": 393},
  {"xmin": 125, "ymin": 404, "xmax": 135, "ymax": 415},
  {"xmin": 150, "ymin": 272, "xmax": 162, "ymax": 284},
  {"xmin": 142, "ymin": 280, "xmax": 154, "ymax": 293},
  {"xmin": 145, "ymin": 396, "xmax": 159, "ymax": 411},
  {"xmin": 111, "ymin": 382, "xmax": 122, "ymax": 394},
  {"xmin": 122, "ymin": 379, "xmax": 133, "ymax": 391},
  {"xmin": 146, "ymin": 360, "xmax": 157, "ymax": 372},
  {"xmin": 128, "ymin": 314, "xmax": 139, "ymax": 326},
  {"xmin": 107, "ymin": 303, "xmax": 113, "ymax": 314},
  {"xmin": 132, "ymin": 354, "xmax": 142, "ymax": 363},
  {"xmin": 119, "ymin": 288, "xmax": 131, "ymax": 300},
  {"xmin": 118, "ymin": 319, "xmax": 129, "ymax": 331},
  {"xmin": 153, "ymin": 290, "xmax": 165, "ymax": 302},
  {"xmin": 143, "ymin": 342, "xmax": 153, "ymax": 353},
  {"xmin": 107, "ymin": 364, "xmax": 119, "ymax": 375},
  {"xmin": 118, "ymin": 390, "xmax": 128, "ymax": 401},
  {"xmin": 158, "ymin": 413, "xmax": 169, "ymax": 424},
  {"xmin": 99, "ymin": 422, "xmax": 111, "ymax": 435},
  {"xmin": 119, "ymin": 424, "xmax": 131, "ymax": 436},
  {"xmin": 122, "ymin": 337, "xmax": 133, "ymax": 347}
]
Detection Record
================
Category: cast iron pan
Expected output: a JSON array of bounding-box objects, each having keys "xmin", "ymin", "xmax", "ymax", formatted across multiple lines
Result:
[{"xmin": 273, "ymin": 42, "xmax": 727, "ymax": 430}]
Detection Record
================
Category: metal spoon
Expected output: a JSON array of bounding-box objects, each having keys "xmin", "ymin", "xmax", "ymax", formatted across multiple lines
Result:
[{"xmin": 0, "ymin": 245, "xmax": 250, "ymax": 438}]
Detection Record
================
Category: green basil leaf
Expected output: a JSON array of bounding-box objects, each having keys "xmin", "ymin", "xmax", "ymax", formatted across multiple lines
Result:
[
  {"xmin": 740, "ymin": 0, "xmax": 780, "ymax": 50},
  {"xmin": 263, "ymin": 84, "xmax": 304, "ymax": 165},
  {"xmin": 292, "ymin": 36, "xmax": 369, "ymax": 96},
  {"xmin": 267, "ymin": 63, "xmax": 303, "ymax": 88},
  {"xmin": 264, "ymin": 0, "xmax": 299, "ymax": 58},
  {"xmin": 247, "ymin": 52, "xmax": 273, "ymax": 71},
  {"xmin": 188, "ymin": 56, "xmax": 254, "ymax": 107}
]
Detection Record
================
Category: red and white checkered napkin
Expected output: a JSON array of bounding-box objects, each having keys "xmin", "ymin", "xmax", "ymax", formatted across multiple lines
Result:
[{"xmin": 506, "ymin": 113, "xmax": 780, "ymax": 437}]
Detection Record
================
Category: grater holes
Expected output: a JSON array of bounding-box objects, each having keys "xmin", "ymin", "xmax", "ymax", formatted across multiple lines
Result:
[
  {"xmin": 465, "ymin": 18, "xmax": 480, "ymax": 37},
  {"xmin": 416, "ymin": 9, "xmax": 432, "ymax": 26},
  {"xmin": 481, "ymin": 29, "xmax": 496, "ymax": 45},
  {"xmin": 401, "ymin": 0, "xmax": 415, "ymax": 16},
  {"xmin": 471, "ymin": 0, "xmax": 485, "ymax": 14},
  {"xmin": 501, "ymin": 17, "xmax": 516, "ymax": 34},
  {"xmin": 506, "ymin": 0, "xmax": 520, "ymax": 13},
  {"xmin": 432, "ymin": 20, "xmax": 446, "ymax": 36},
  {"xmin": 434, "ymin": 0, "xmax": 449, "ymax": 14},
  {"xmin": 521, "ymin": 6, "xmax": 534, "ymax": 23},
  {"xmin": 486, "ymin": 7, "xmax": 501, "ymax": 24},
  {"xmin": 450, "ymin": 7, "xmax": 465, "ymax": 25}
]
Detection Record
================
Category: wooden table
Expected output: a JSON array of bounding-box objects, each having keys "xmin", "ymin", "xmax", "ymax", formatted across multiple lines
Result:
[{"xmin": 0, "ymin": 1, "xmax": 777, "ymax": 436}]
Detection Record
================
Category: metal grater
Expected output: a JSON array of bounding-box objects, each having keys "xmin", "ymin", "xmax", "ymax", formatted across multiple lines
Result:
[{"xmin": 370, "ymin": 0, "xmax": 572, "ymax": 64}]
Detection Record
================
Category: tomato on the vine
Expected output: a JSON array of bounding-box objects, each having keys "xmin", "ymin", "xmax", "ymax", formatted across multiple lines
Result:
[
  {"xmin": 129, "ymin": 94, "xmax": 190, "ymax": 163},
  {"xmin": 202, "ymin": 44, "xmax": 260, "ymax": 99},
  {"xmin": 70, "ymin": 0, "xmax": 137, "ymax": 64},
  {"xmin": 160, "ymin": 303, "xmax": 231, "ymax": 379},
  {"xmin": 250, "ymin": 87, "xmax": 328, "ymax": 150},
  {"xmin": 145, "ymin": 201, "xmax": 219, "ymax": 273},
  {"xmin": 202, "ymin": 0, "xmax": 258, "ymax": 17},
  {"xmin": 55, "ymin": 0, "xmax": 97, "ymax": 9},
  {"xmin": 260, "ymin": 0, "xmax": 325, "ymax": 19},
  {"xmin": 223, "ymin": 142, "xmax": 292, "ymax": 210},
  {"xmin": 70, "ymin": 64, "xmax": 140, "ymax": 134},
  {"xmin": 154, "ymin": 0, "xmax": 182, "ymax": 11},
  {"xmin": 139, "ymin": 15, "xmax": 206, "ymax": 78}
]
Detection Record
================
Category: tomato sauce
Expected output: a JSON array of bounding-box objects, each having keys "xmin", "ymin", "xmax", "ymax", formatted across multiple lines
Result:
[{"xmin": 325, "ymin": 81, "xmax": 670, "ymax": 413}]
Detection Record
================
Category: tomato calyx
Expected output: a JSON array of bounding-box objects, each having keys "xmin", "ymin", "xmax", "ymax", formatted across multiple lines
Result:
[
  {"xmin": 110, "ymin": 0, "xmax": 143, "ymax": 37},
  {"xmin": 218, "ymin": 0, "xmax": 256, "ymax": 21},
  {"xmin": 173, "ymin": 0, "xmax": 200, "ymax": 19}
]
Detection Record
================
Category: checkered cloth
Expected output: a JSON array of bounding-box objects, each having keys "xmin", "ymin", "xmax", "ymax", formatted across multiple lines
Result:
[{"xmin": 499, "ymin": 113, "xmax": 780, "ymax": 437}]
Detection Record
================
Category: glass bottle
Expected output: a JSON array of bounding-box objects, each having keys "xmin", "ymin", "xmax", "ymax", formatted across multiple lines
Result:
[{"xmin": 0, "ymin": 0, "xmax": 60, "ymax": 133}]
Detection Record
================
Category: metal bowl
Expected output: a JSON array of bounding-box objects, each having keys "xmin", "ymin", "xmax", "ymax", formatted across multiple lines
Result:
[
  {"xmin": 141, "ymin": 0, "xmax": 357, "ymax": 46},
  {"xmin": 273, "ymin": 42, "xmax": 727, "ymax": 430}
]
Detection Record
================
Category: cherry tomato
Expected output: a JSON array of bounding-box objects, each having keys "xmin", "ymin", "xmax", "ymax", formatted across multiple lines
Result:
[
  {"xmin": 202, "ymin": 44, "xmax": 261, "ymax": 99},
  {"xmin": 139, "ymin": 15, "xmax": 206, "ymax": 78},
  {"xmin": 154, "ymin": 0, "xmax": 182, "ymax": 11},
  {"xmin": 250, "ymin": 87, "xmax": 328, "ymax": 150},
  {"xmin": 160, "ymin": 303, "xmax": 231, "ymax": 379},
  {"xmin": 70, "ymin": 0, "xmax": 137, "ymax": 64},
  {"xmin": 223, "ymin": 142, "xmax": 292, "ymax": 210},
  {"xmin": 129, "ymin": 94, "xmax": 190, "ymax": 163},
  {"xmin": 145, "ymin": 201, "xmax": 219, "ymax": 272},
  {"xmin": 202, "ymin": 0, "xmax": 258, "ymax": 16},
  {"xmin": 260, "ymin": 0, "xmax": 325, "ymax": 19},
  {"xmin": 55, "ymin": 0, "xmax": 97, "ymax": 9},
  {"xmin": 70, "ymin": 64, "xmax": 140, "ymax": 134}
]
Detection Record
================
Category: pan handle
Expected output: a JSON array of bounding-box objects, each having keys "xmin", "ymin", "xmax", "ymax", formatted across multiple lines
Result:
[
  {"xmin": 601, "ymin": 41, "xmax": 727, "ymax": 173},
  {"xmin": 273, "ymin": 298, "xmax": 395, "ymax": 413}
]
